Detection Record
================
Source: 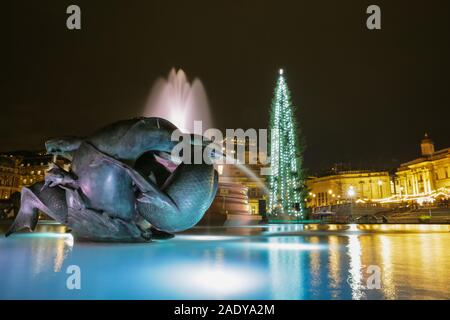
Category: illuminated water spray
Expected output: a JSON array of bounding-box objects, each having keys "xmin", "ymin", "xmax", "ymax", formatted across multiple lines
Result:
[
  {"xmin": 143, "ymin": 68, "xmax": 213, "ymax": 133},
  {"xmin": 143, "ymin": 68, "xmax": 268, "ymax": 200}
]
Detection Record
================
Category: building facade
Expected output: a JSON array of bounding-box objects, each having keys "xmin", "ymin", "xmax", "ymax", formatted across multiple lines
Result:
[
  {"xmin": 306, "ymin": 170, "xmax": 392, "ymax": 208},
  {"xmin": 0, "ymin": 151, "xmax": 52, "ymax": 199},
  {"xmin": 0, "ymin": 156, "xmax": 21, "ymax": 199},
  {"xmin": 395, "ymin": 134, "xmax": 450, "ymax": 199}
]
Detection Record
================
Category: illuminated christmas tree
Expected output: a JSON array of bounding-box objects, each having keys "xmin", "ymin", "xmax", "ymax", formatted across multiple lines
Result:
[{"xmin": 268, "ymin": 69, "xmax": 304, "ymax": 218}]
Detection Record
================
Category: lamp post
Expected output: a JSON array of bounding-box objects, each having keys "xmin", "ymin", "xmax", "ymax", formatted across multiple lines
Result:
[
  {"xmin": 378, "ymin": 180, "xmax": 383, "ymax": 199},
  {"xmin": 347, "ymin": 186, "xmax": 356, "ymax": 219}
]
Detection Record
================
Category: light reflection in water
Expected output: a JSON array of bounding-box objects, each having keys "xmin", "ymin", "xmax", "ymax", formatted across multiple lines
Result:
[
  {"xmin": 175, "ymin": 235, "xmax": 242, "ymax": 241},
  {"xmin": 154, "ymin": 262, "xmax": 264, "ymax": 298},
  {"xmin": 327, "ymin": 236, "xmax": 341, "ymax": 299},
  {"xmin": 347, "ymin": 235, "xmax": 365, "ymax": 300},
  {"xmin": 248, "ymin": 241, "xmax": 323, "ymax": 251},
  {"xmin": 379, "ymin": 236, "xmax": 396, "ymax": 299},
  {"xmin": 309, "ymin": 236, "xmax": 322, "ymax": 295},
  {"xmin": 0, "ymin": 224, "xmax": 449, "ymax": 299},
  {"xmin": 268, "ymin": 236, "xmax": 304, "ymax": 299}
]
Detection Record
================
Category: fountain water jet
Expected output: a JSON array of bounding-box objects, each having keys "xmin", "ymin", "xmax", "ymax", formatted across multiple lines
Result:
[
  {"xmin": 143, "ymin": 69, "xmax": 268, "ymax": 222},
  {"xmin": 143, "ymin": 68, "xmax": 213, "ymax": 133},
  {"xmin": 221, "ymin": 153, "xmax": 269, "ymax": 195},
  {"xmin": 143, "ymin": 68, "xmax": 267, "ymax": 192}
]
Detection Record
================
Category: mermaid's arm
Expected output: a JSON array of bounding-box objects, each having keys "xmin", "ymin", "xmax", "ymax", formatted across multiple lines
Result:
[{"xmin": 42, "ymin": 164, "xmax": 79, "ymax": 190}]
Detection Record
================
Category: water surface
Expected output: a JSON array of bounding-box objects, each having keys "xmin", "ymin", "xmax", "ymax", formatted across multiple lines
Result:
[{"xmin": 0, "ymin": 223, "xmax": 449, "ymax": 300}]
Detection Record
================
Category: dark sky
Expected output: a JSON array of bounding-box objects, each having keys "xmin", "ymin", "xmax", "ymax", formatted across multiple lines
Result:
[{"xmin": 4, "ymin": 0, "xmax": 450, "ymax": 172}]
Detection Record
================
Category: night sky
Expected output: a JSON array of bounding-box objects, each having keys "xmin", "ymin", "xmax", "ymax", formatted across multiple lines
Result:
[{"xmin": 4, "ymin": 0, "xmax": 450, "ymax": 173}]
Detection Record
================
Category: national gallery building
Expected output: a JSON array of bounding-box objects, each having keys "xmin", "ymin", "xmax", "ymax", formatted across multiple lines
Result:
[{"xmin": 307, "ymin": 134, "xmax": 450, "ymax": 207}]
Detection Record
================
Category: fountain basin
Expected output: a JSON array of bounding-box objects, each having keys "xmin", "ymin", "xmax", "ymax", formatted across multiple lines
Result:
[{"xmin": 1, "ymin": 222, "xmax": 449, "ymax": 299}]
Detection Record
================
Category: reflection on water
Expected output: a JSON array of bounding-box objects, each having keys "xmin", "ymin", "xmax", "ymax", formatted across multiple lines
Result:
[
  {"xmin": 268, "ymin": 236, "xmax": 303, "ymax": 299},
  {"xmin": 0, "ymin": 223, "xmax": 449, "ymax": 299},
  {"xmin": 347, "ymin": 235, "xmax": 364, "ymax": 299}
]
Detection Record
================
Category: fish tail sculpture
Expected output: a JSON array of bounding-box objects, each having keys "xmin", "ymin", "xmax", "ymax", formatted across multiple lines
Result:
[{"xmin": 6, "ymin": 117, "xmax": 219, "ymax": 242}]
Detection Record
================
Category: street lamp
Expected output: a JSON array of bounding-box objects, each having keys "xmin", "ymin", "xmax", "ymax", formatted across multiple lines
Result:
[
  {"xmin": 347, "ymin": 186, "xmax": 355, "ymax": 218},
  {"xmin": 378, "ymin": 180, "xmax": 383, "ymax": 198},
  {"xmin": 347, "ymin": 187, "xmax": 356, "ymax": 198}
]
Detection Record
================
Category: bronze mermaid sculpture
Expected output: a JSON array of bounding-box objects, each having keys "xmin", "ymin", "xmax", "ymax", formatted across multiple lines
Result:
[{"xmin": 6, "ymin": 117, "xmax": 218, "ymax": 242}]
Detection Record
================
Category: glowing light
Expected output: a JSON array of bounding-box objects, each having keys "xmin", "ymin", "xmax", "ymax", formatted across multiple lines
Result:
[
  {"xmin": 15, "ymin": 232, "xmax": 72, "ymax": 239},
  {"xmin": 193, "ymin": 269, "xmax": 250, "ymax": 294},
  {"xmin": 252, "ymin": 242, "xmax": 323, "ymax": 251},
  {"xmin": 143, "ymin": 68, "xmax": 212, "ymax": 133},
  {"xmin": 268, "ymin": 69, "xmax": 304, "ymax": 217},
  {"xmin": 373, "ymin": 187, "xmax": 449, "ymax": 204},
  {"xmin": 156, "ymin": 263, "xmax": 263, "ymax": 296},
  {"xmin": 347, "ymin": 187, "xmax": 356, "ymax": 197},
  {"xmin": 347, "ymin": 235, "xmax": 365, "ymax": 300},
  {"xmin": 175, "ymin": 235, "xmax": 241, "ymax": 241}
]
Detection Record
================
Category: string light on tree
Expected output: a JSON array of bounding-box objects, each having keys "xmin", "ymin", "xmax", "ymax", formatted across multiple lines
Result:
[{"xmin": 268, "ymin": 69, "xmax": 305, "ymax": 218}]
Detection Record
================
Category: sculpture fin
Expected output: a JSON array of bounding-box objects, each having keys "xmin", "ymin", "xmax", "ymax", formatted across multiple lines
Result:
[
  {"xmin": 6, "ymin": 183, "xmax": 67, "ymax": 237},
  {"xmin": 5, "ymin": 188, "xmax": 40, "ymax": 237},
  {"xmin": 149, "ymin": 227, "xmax": 174, "ymax": 240}
]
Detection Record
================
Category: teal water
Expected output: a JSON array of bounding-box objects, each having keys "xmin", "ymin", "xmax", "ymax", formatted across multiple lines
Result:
[{"xmin": 0, "ymin": 223, "xmax": 449, "ymax": 300}]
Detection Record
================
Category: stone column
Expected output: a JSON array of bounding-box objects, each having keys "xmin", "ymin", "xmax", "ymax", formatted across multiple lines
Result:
[
  {"xmin": 410, "ymin": 174, "xmax": 416, "ymax": 195},
  {"xmin": 414, "ymin": 173, "xmax": 420, "ymax": 195},
  {"xmin": 427, "ymin": 168, "xmax": 435, "ymax": 193}
]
